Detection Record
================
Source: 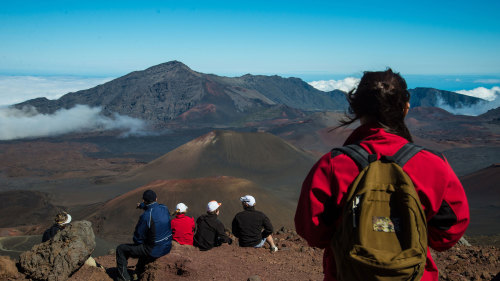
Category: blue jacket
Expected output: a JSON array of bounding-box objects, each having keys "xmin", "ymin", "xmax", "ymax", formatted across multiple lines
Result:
[{"xmin": 133, "ymin": 202, "xmax": 172, "ymax": 258}]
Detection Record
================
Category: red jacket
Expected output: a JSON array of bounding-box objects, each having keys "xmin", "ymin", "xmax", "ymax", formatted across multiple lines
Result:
[
  {"xmin": 294, "ymin": 125, "xmax": 469, "ymax": 281},
  {"xmin": 171, "ymin": 214, "xmax": 195, "ymax": 246}
]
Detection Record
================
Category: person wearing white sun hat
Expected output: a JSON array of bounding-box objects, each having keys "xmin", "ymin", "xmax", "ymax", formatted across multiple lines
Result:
[
  {"xmin": 171, "ymin": 203, "xmax": 195, "ymax": 245},
  {"xmin": 193, "ymin": 200, "xmax": 232, "ymax": 251},
  {"xmin": 42, "ymin": 211, "xmax": 72, "ymax": 242},
  {"xmin": 41, "ymin": 211, "xmax": 105, "ymax": 271},
  {"xmin": 232, "ymin": 195, "xmax": 278, "ymax": 252}
]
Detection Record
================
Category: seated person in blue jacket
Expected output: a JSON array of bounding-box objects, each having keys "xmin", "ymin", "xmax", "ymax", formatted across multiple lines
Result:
[{"xmin": 116, "ymin": 190, "xmax": 172, "ymax": 281}]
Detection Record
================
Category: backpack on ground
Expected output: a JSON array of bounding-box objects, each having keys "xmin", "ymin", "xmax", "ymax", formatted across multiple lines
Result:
[{"xmin": 331, "ymin": 143, "xmax": 427, "ymax": 281}]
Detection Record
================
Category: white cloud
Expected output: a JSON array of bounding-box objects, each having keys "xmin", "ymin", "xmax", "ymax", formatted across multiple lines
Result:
[
  {"xmin": 438, "ymin": 86, "xmax": 500, "ymax": 116},
  {"xmin": 0, "ymin": 105, "xmax": 148, "ymax": 140},
  {"xmin": 0, "ymin": 75, "xmax": 113, "ymax": 106},
  {"xmin": 455, "ymin": 86, "xmax": 500, "ymax": 101},
  {"xmin": 308, "ymin": 77, "xmax": 360, "ymax": 92}
]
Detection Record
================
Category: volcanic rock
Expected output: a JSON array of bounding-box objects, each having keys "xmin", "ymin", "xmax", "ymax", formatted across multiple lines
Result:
[
  {"xmin": 0, "ymin": 256, "xmax": 21, "ymax": 279},
  {"xmin": 19, "ymin": 221, "xmax": 96, "ymax": 281}
]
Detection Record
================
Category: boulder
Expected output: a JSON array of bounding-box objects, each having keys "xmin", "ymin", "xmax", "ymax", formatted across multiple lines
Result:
[
  {"xmin": 19, "ymin": 220, "xmax": 96, "ymax": 281},
  {"xmin": 0, "ymin": 256, "xmax": 20, "ymax": 279}
]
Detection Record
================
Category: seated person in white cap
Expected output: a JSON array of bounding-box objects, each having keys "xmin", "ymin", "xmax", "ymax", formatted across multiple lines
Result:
[
  {"xmin": 232, "ymin": 195, "xmax": 278, "ymax": 252},
  {"xmin": 42, "ymin": 212, "xmax": 72, "ymax": 242},
  {"xmin": 171, "ymin": 203, "xmax": 195, "ymax": 245},
  {"xmin": 193, "ymin": 200, "xmax": 232, "ymax": 251}
]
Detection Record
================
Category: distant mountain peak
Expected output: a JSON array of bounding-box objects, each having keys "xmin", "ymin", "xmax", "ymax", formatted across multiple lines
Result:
[
  {"xmin": 141, "ymin": 60, "xmax": 196, "ymax": 75},
  {"xmin": 13, "ymin": 61, "xmax": 346, "ymax": 125}
]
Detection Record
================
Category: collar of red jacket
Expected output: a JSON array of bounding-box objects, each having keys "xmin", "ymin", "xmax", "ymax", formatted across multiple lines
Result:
[
  {"xmin": 343, "ymin": 123, "xmax": 403, "ymax": 146},
  {"xmin": 176, "ymin": 213, "xmax": 186, "ymax": 218}
]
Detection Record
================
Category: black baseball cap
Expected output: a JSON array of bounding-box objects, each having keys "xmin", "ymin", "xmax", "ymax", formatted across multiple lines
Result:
[{"xmin": 142, "ymin": 190, "xmax": 157, "ymax": 203}]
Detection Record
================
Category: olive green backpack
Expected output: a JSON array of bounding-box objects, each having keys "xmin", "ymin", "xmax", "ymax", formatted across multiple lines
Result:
[{"xmin": 331, "ymin": 143, "xmax": 427, "ymax": 281}]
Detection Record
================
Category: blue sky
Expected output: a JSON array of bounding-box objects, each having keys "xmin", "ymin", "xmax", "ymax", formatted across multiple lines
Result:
[
  {"xmin": 1, "ymin": 0, "xmax": 500, "ymax": 78},
  {"xmin": 1, "ymin": 1, "xmax": 500, "ymax": 139}
]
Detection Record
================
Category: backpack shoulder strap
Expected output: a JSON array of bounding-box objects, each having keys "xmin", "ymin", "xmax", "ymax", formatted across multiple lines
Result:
[
  {"xmin": 331, "ymin": 144, "xmax": 373, "ymax": 170},
  {"xmin": 391, "ymin": 143, "xmax": 424, "ymax": 167},
  {"xmin": 422, "ymin": 147, "xmax": 446, "ymax": 160}
]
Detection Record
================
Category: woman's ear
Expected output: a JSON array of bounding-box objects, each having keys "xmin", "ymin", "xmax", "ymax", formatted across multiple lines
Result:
[{"xmin": 404, "ymin": 102, "xmax": 410, "ymax": 117}]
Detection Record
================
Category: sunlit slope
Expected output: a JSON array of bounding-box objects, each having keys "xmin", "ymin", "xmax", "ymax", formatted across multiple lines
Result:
[{"xmin": 121, "ymin": 130, "xmax": 316, "ymax": 196}]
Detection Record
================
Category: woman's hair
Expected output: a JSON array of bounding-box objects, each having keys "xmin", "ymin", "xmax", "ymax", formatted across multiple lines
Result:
[
  {"xmin": 172, "ymin": 210, "xmax": 186, "ymax": 216},
  {"xmin": 340, "ymin": 68, "xmax": 413, "ymax": 142},
  {"xmin": 54, "ymin": 212, "xmax": 68, "ymax": 224}
]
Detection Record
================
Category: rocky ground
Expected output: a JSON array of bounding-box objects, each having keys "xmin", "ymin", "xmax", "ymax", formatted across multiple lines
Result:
[
  {"xmin": 1, "ymin": 229, "xmax": 499, "ymax": 281},
  {"xmin": 432, "ymin": 244, "xmax": 500, "ymax": 281}
]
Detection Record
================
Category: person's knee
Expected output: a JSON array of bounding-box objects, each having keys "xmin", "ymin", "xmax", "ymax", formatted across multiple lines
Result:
[{"xmin": 116, "ymin": 244, "xmax": 126, "ymax": 255}]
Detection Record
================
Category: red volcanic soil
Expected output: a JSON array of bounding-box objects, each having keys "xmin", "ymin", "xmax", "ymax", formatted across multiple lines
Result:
[
  {"xmin": 94, "ymin": 231, "xmax": 325, "ymax": 281},
  {"xmin": 178, "ymin": 104, "xmax": 217, "ymax": 121},
  {"xmin": 0, "ymin": 141, "xmax": 141, "ymax": 179},
  {"xmin": 406, "ymin": 107, "xmax": 500, "ymax": 146},
  {"xmin": 118, "ymin": 130, "xmax": 315, "ymax": 198},
  {"xmin": 0, "ymin": 190, "xmax": 62, "ymax": 230},
  {"xmin": 5, "ymin": 230, "xmax": 500, "ymax": 281},
  {"xmin": 461, "ymin": 164, "xmax": 500, "ymax": 204},
  {"xmin": 89, "ymin": 177, "xmax": 296, "ymax": 242},
  {"xmin": 461, "ymin": 165, "xmax": 500, "ymax": 236},
  {"xmin": 269, "ymin": 112, "xmax": 350, "ymax": 155}
]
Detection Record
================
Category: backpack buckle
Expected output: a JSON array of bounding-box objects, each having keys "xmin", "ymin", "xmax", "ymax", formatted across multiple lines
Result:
[
  {"xmin": 380, "ymin": 155, "xmax": 395, "ymax": 163},
  {"xmin": 368, "ymin": 154, "xmax": 377, "ymax": 163}
]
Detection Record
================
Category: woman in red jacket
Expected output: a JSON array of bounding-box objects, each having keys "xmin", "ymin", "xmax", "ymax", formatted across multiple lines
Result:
[
  {"xmin": 171, "ymin": 203, "xmax": 196, "ymax": 245},
  {"xmin": 294, "ymin": 69, "xmax": 469, "ymax": 281}
]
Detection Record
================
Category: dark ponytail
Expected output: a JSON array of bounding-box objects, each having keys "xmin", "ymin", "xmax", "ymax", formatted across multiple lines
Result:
[{"xmin": 340, "ymin": 68, "xmax": 413, "ymax": 142}]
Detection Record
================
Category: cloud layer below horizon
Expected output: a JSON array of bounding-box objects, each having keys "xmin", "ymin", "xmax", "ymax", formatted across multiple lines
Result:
[
  {"xmin": 1, "ymin": 76, "xmax": 499, "ymax": 141},
  {"xmin": 0, "ymin": 75, "xmax": 113, "ymax": 106},
  {"xmin": 456, "ymin": 86, "xmax": 499, "ymax": 101},
  {"xmin": 440, "ymin": 87, "xmax": 500, "ymax": 116},
  {"xmin": 0, "ymin": 105, "xmax": 148, "ymax": 141}
]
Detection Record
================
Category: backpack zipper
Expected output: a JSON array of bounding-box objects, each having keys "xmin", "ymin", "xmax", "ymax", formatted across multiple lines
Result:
[
  {"xmin": 352, "ymin": 195, "xmax": 361, "ymax": 228},
  {"xmin": 409, "ymin": 264, "xmax": 420, "ymax": 281}
]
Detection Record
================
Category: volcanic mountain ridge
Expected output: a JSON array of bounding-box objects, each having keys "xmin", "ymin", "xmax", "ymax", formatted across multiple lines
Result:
[
  {"xmin": 14, "ymin": 61, "xmax": 490, "ymax": 130},
  {"xmin": 14, "ymin": 61, "xmax": 347, "ymax": 127}
]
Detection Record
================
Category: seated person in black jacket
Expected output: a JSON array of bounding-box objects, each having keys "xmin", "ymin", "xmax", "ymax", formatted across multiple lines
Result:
[
  {"xmin": 232, "ymin": 195, "xmax": 278, "ymax": 252},
  {"xmin": 193, "ymin": 200, "xmax": 232, "ymax": 251},
  {"xmin": 42, "ymin": 212, "xmax": 71, "ymax": 242}
]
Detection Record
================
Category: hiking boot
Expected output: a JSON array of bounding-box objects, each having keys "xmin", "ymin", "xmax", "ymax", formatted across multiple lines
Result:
[{"xmin": 270, "ymin": 246, "xmax": 278, "ymax": 252}]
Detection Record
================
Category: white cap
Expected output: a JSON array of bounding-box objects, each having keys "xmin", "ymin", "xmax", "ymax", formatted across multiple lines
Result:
[
  {"xmin": 62, "ymin": 214, "xmax": 72, "ymax": 225},
  {"xmin": 176, "ymin": 203, "xmax": 188, "ymax": 213},
  {"xmin": 240, "ymin": 195, "xmax": 256, "ymax": 206},
  {"xmin": 207, "ymin": 200, "xmax": 221, "ymax": 212}
]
